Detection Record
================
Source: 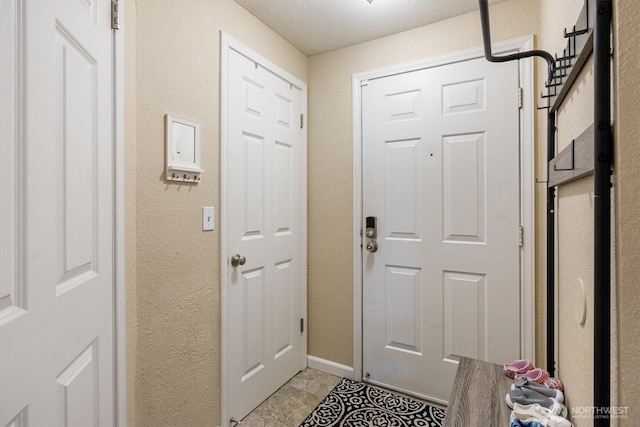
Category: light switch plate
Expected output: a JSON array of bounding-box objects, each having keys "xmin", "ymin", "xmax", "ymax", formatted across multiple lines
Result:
[{"xmin": 202, "ymin": 207, "xmax": 215, "ymax": 231}]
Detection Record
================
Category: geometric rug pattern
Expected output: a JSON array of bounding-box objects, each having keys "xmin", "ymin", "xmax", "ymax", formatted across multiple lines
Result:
[{"xmin": 299, "ymin": 378, "xmax": 446, "ymax": 427}]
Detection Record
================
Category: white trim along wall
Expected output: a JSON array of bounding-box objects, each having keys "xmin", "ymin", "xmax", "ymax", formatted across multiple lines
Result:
[
  {"xmin": 351, "ymin": 36, "xmax": 536, "ymax": 382},
  {"xmin": 307, "ymin": 355, "xmax": 354, "ymax": 379},
  {"xmin": 114, "ymin": 1, "xmax": 127, "ymax": 424}
]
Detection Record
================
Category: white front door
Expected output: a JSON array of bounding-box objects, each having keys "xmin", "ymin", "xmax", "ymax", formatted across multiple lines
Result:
[
  {"xmin": 1, "ymin": 0, "xmax": 116, "ymax": 425},
  {"xmin": 224, "ymin": 45, "xmax": 306, "ymax": 423},
  {"xmin": 362, "ymin": 56, "xmax": 521, "ymax": 403}
]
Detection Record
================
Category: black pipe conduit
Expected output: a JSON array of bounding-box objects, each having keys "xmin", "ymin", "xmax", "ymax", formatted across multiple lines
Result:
[
  {"xmin": 593, "ymin": 1, "xmax": 612, "ymax": 426},
  {"xmin": 479, "ymin": 0, "xmax": 556, "ymax": 78},
  {"xmin": 478, "ymin": 0, "xmax": 557, "ymax": 377}
]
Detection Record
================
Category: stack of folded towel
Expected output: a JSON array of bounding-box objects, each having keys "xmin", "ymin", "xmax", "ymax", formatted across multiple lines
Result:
[{"xmin": 503, "ymin": 360, "xmax": 572, "ymax": 427}]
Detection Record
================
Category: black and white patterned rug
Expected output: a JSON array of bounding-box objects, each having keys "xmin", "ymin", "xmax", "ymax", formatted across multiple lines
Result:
[{"xmin": 299, "ymin": 378, "xmax": 446, "ymax": 427}]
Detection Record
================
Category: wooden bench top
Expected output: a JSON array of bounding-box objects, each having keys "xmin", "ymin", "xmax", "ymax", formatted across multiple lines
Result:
[{"xmin": 443, "ymin": 357, "xmax": 514, "ymax": 426}]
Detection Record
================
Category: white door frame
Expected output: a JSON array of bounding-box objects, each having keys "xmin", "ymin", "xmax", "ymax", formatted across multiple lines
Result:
[
  {"xmin": 114, "ymin": 2, "xmax": 127, "ymax": 425},
  {"xmin": 220, "ymin": 32, "xmax": 308, "ymax": 426},
  {"xmin": 352, "ymin": 36, "xmax": 536, "ymax": 381}
]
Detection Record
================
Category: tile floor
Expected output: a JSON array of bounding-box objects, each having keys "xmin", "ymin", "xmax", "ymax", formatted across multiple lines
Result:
[
  {"xmin": 239, "ymin": 368, "xmax": 446, "ymax": 426},
  {"xmin": 239, "ymin": 369, "xmax": 342, "ymax": 426}
]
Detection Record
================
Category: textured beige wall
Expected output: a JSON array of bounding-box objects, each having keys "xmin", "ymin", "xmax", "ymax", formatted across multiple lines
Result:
[
  {"xmin": 307, "ymin": 0, "xmax": 539, "ymax": 367},
  {"xmin": 132, "ymin": 0, "xmax": 306, "ymax": 425},
  {"xmin": 556, "ymin": 60, "xmax": 596, "ymax": 426},
  {"xmin": 614, "ymin": 0, "xmax": 640, "ymax": 424},
  {"xmin": 538, "ymin": 1, "xmax": 597, "ymax": 424},
  {"xmin": 535, "ymin": 0, "xmax": 585, "ymax": 370},
  {"xmin": 124, "ymin": 0, "xmax": 137, "ymax": 425}
]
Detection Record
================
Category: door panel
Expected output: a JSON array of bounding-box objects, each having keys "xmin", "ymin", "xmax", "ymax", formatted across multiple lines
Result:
[
  {"xmin": 55, "ymin": 341, "xmax": 99, "ymax": 427},
  {"xmin": 242, "ymin": 133, "xmax": 266, "ymax": 238},
  {"xmin": 275, "ymin": 141, "xmax": 293, "ymax": 233},
  {"xmin": 0, "ymin": 0, "xmax": 115, "ymax": 424},
  {"xmin": 385, "ymin": 139, "xmax": 422, "ymax": 240},
  {"xmin": 0, "ymin": 0, "xmax": 24, "ymax": 322},
  {"xmin": 443, "ymin": 271, "xmax": 487, "ymax": 361},
  {"xmin": 362, "ymin": 57, "xmax": 521, "ymax": 403},
  {"xmin": 242, "ymin": 268, "xmax": 266, "ymax": 380},
  {"xmin": 385, "ymin": 266, "xmax": 422, "ymax": 355},
  {"xmin": 55, "ymin": 20, "xmax": 100, "ymax": 295},
  {"xmin": 443, "ymin": 133, "xmax": 486, "ymax": 243},
  {"xmin": 226, "ymin": 48, "xmax": 305, "ymax": 422}
]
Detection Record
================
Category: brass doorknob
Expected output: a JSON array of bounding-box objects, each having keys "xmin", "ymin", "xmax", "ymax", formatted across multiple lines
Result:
[{"xmin": 231, "ymin": 254, "xmax": 246, "ymax": 267}]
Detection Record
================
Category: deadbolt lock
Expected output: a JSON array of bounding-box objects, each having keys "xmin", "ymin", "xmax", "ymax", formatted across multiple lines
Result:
[{"xmin": 365, "ymin": 216, "xmax": 378, "ymax": 252}]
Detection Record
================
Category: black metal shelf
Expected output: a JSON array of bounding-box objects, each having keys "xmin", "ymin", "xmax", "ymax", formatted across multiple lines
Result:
[
  {"xmin": 478, "ymin": 1, "xmax": 612, "ymax": 425},
  {"xmin": 544, "ymin": 0, "xmax": 595, "ymax": 112}
]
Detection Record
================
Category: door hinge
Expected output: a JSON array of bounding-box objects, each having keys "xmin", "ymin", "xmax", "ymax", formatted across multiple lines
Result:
[
  {"xmin": 518, "ymin": 86, "xmax": 523, "ymax": 109},
  {"xmin": 300, "ymin": 318, "xmax": 304, "ymax": 333},
  {"xmin": 111, "ymin": 0, "xmax": 120, "ymax": 30},
  {"xmin": 518, "ymin": 225, "xmax": 524, "ymax": 247},
  {"xmin": 300, "ymin": 113, "xmax": 304, "ymax": 129}
]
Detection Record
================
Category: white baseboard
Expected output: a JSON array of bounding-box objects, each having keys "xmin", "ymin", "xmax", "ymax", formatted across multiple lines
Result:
[{"xmin": 307, "ymin": 355, "xmax": 354, "ymax": 379}]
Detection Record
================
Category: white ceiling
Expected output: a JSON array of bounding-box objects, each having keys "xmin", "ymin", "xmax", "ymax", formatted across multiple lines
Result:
[{"xmin": 233, "ymin": 0, "xmax": 509, "ymax": 56}]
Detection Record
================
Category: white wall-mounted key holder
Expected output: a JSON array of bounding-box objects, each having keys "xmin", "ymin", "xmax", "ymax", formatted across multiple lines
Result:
[{"xmin": 165, "ymin": 114, "xmax": 203, "ymax": 183}]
